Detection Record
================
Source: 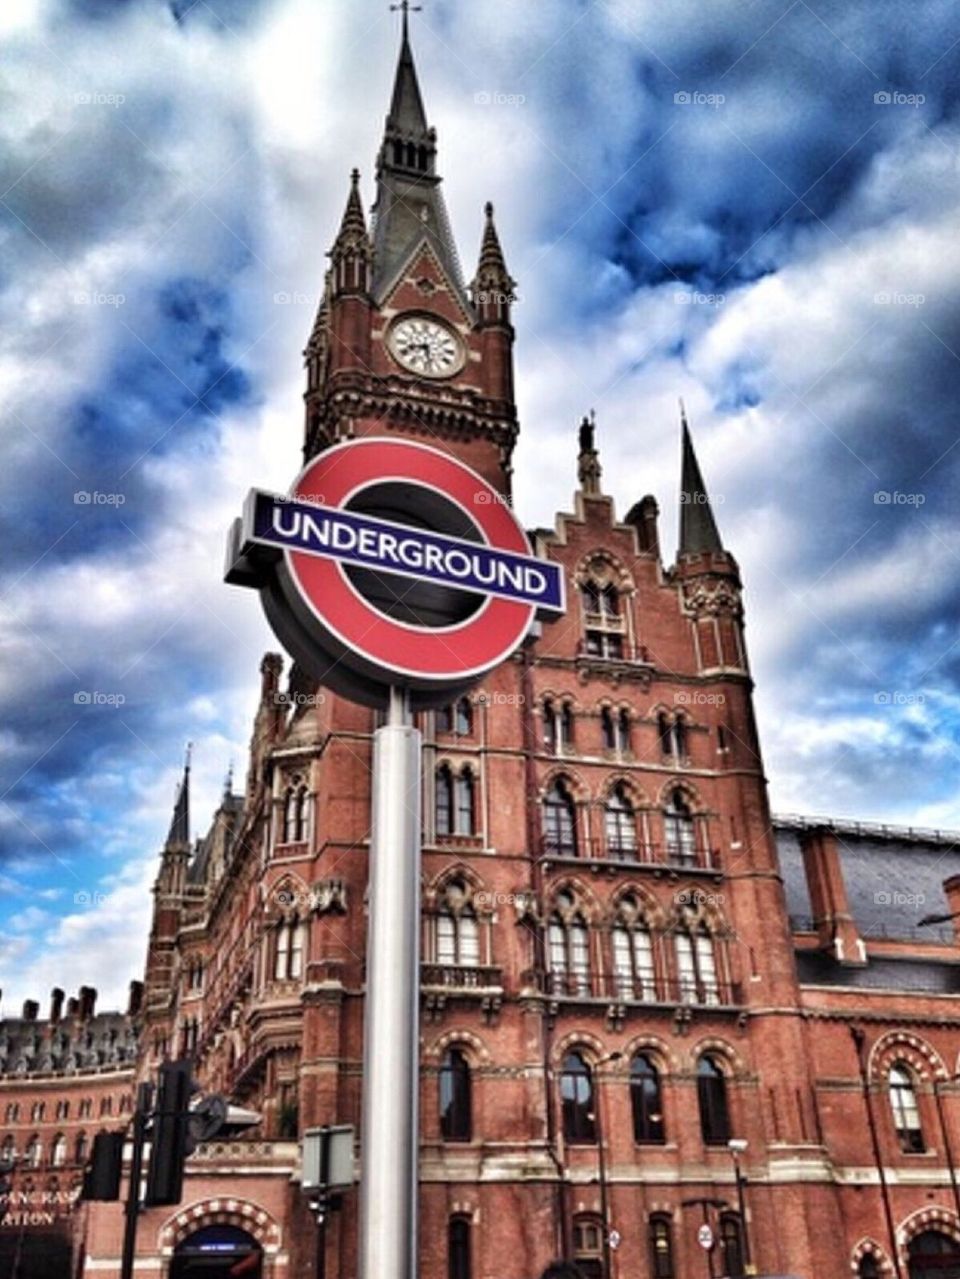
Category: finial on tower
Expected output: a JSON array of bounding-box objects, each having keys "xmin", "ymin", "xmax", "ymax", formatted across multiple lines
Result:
[
  {"xmin": 678, "ymin": 406, "xmax": 724, "ymax": 556},
  {"xmin": 165, "ymin": 746, "xmax": 192, "ymax": 850},
  {"xmin": 390, "ymin": 0, "xmax": 422, "ymax": 41},
  {"xmin": 577, "ymin": 410, "xmax": 602, "ymax": 496}
]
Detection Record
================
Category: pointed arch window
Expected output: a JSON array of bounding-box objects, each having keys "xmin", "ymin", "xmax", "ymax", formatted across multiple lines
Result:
[
  {"xmin": 659, "ymin": 714, "xmax": 688, "ymax": 759},
  {"xmin": 858, "ymin": 1256, "xmax": 881, "ymax": 1279},
  {"xmin": 612, "ymin": 918, "xmax": 655, "ymax": 1000},
  {"xmin": 720, "ymin": 1213, "xmax": 746, "ymax": 1277},
  {"xmin": 455, "ymin": 698, "xmax": 472, "ymax": 736},
  {"xmin": 675, "ymin": 921, "xmax": 720, "ymax": 1005},
  {"xmin": 436, "ymin": 704, "xmax": 454, "ymax": 734},
  {"xmin": 75, "ymin": 1132, "xmax": 88, "ymax": 1166},
  {"xmin": 649, "ymin": 1214, "xmax": 676, "ymax": 1279},
  {"xmin": 582, "ymin": 576, "xmax": 625, "ymax": 660},
  {"xmin": 282, "ymin": 784, "xmax": 308, "ymax": 843},
  {"xmin": 25, "ymin": 1134, "xmax": 41, "ymax": 1168},
  {"xmin": 664, "ymin": 790, "xmax": 697, "ymax": 865},
  {"xmin": 435, "ymin": 766, "xmax": 454, "ymax": 836},
  {"xmin": 1, "ymin": 1135, "xmax": 15, "ymax": 1166},
  {"xmin": 543, "ymin": 780, "xmax": 577, "ymax": 856},
  {"xmin": 561, "ymin": 1053, "xmax": 596, "ymax": 1144},
  {"xmin": 889, "ymin": 1064, "xmax": 925, "ymax": 1152},
  {"xmin": 435, "ymin": 880, "xmax": 480, "ymax": 968},
  {"xmin": 439, "ymin": 1048, "xmax": 472, "ymax": 1143},
  {"xmin": 455, "ymin": 770, "xmax": 475, "ymax": 835},
  {"xmin": 274, "ymin": 917, "xmax": 305, "ymax": 981},
  {"xmin": 604, "ymin": 785, "xmax": 637, "ymax": 859},
  {"xmin": 448, "ymin": 1215, "xmax": 471, "ymax": 1279},
  {"xmin": 542, "ymin": 699, "xmax": 574, "ymax": 754},
  {"xmin": 51, "ymin": 1134, "xmax": 66, "ymax": 1167},
  {"xmin": 631, "ymin": 1055, "xmax": 666, "ymax": 1143},
  {"xmin": 697, "ymin": 1055, "xmax": 731, "ymax": 1146},
  {"xmin": 548, "ymin": 896, "xmax": 591, "ymax": 996}
]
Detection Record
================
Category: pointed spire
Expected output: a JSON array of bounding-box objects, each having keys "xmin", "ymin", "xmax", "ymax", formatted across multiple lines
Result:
[
  {"xmin": 165, "ymin": 744, "xmax": 191, "ymax": 849},
  {"xmin": 472, "ymin": 202, "xmax": 516, "ymax": 324},
  {"xmin": 577, "ymin": 410, "xmax": 602, "ymax": 496},
  {"xmin": 330, "ymin": 169, "xmax": 371, "ymax": 296},
  {"xmin": 679, "ymin": 402, "xmax": 724, "ymax": 556},
  {"xmin": 387, "ymin": 4, "xmax": 428, "ymax": 138},
  {"xmin": 338, "ymin": 168, "xmax": 367, "ymax": 240}
]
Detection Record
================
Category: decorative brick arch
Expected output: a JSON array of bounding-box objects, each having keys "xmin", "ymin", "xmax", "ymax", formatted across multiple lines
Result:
[
  {"xmin": 656, "ymin": 776, "xmax": 707, "ymax": 812},
  {"xmin": 897, "ymin": 1206, "xmax": 960, "ymax": 1259},
  {"xmin": 264, "ymin": 870, "xmax": 311, "ymax": 919},
  {"xmin": 159, "ymin": 1197, "xmax": 282, "ymax": 1272},
  {"xmin": 425, "ymin": 862, "xmax": 488, "ymax": 908},
  {"xmin": 599, "ymin": 774, "xmax": 651, "ymax": 809},
  {"xmin": 573, "ymin": 547, "xmax": 635, "ymax": 593},
  {"xmin": 426, "ymin": 1028, "xmax": 491, "ymax": 1064},
  {"xmin": 622, "ymin": 1033, "xmax": 680, "ymax": 1074},
  {"xmin": 552, "ymin": 1030, "xmax": 607, "ymax": 1065},
  {"xmin": 538, "ymin": 765, "xmax": 590, "ymax": 803},
  {"xmin": 850, "ymin": 1237, "xmax": 894, "ymax": 1276},
  {"xmin": 549, "ymin": 877, "xmax": 601, "ymax": 922},
  {"xmin": 868, "ymin": 1031, "xmax": 947, "ymax": 1084},
  {"xmin": 687, "ymin": 1036, "xmax": 748, "ymax": 1077},
  {"xmin": 608, "ymin": 882, "xmax": 665, "ymax": 929}
]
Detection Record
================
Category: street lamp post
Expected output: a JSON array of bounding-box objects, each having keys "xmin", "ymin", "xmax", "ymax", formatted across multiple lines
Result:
[
  {"xmin": 727, "ymin": 1139, "xmax": 755, "ymax": 1276},
  {"xmin": 681, "ymin": 1196, "xmax": 731, "ymax": 1279},
  {"xmin": 591, "ymin": 1051, "xmax": 622, "ymax": 1279}
]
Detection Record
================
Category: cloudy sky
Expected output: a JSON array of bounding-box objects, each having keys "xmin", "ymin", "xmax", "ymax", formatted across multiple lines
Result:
[{"xmin": 2, "ymin": 0, "xmax": 959, "ymax": 1010}]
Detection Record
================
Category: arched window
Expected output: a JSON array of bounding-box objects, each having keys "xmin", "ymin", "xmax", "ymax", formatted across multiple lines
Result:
[
  {"xmin": 659, "ymin": 715, "xmax": 687, "ymax": 758},
  {"xmin": 573, "ymin": 1214, "xmax": 604, "ymax": 1279},
  {"xmin": 25, "ymin": 1134, "xmax": 41, "ymax": 1167},
  {"xmin": 448, "ymin": 1215, "xmax": 471, "ymax": 1279},
  {"xmin": 858, "ymin": 1256, "xmax": 881, "ymax": 1279},
  {"xmin": 51, "ymin": 1134, "xmax": 66, "ymax": 1167},
  {"xmin": 612, "ymin": 917, "xmax": 655, "ymax": 1001},
  {"xmin": 455, "ymin": 698, "xmax": 472, "ymax": 736},
  {"xmin": 601, "ymin": 707, "xmax": 616, "ymax": 751},
  {"xmin": 548, "ymin": 895, "xmax": 591, "ymax": 995},
  {"xmin": 75, "ymin": 1132, "xmax": 88, "ymax": 1165},
  {"xmin": 393, "ymin": 140, "xmax": 404, "ymax": 166},
  {"xmin": 675, "ymin": 922, "xmax": 720, "ymax": 1005},
  {"xmin": 435, "ymin": 880, "xmax": 480, "ymax": 968},
  {"xmin": 582, "ymin": 578, "xmax": 624, "ymax": 659},
  {"xmin": 455, "ymin": 770, "xmax": 475, "ymax": 835},
  {"xmin": 439, "ymin": 1048, "xmax": 472, "ymax": 1143},
  {"xmin": 0, "ymin": 1135, "xmax": 15, "ymax": 1166},
  {"xmin": 274, "ymin": 918, "xmax": 305, "ymax": 980},
  {"xmin": 604, "ymin": 785, "xmax": 637, "ymax": 859},
  {"xmin": 664, "ymin": 790, "xmax": 697, "ymax": 864},
  {"xmin": 31, "ymin": 1101, "xmax": 45, "ymax": 1122},
  {"xmin": 418, "ymin": 145, "xmax": 429, "ymax": 172},
  {"xmin": 282, "ymin": 785, "xmax": 307, "ymax": 843},
  {"xmin": 543, "ymin": 780, "xmax": 577, "ymax": 855},
  {"xmin": 435, "ymin": 766, "xmax": 454, "ymax": 836},
  {"xmin": 406, "ymin": 142, "xmax": 417, "ymax": 168},
  {"xmin": 542, "ymin": 700, "xmax": 574, "ymax": 754},
  {"xmin": 909, "ymin": 1231, "xmax": 960, "ymax": 1273},
  {"xmin": 649, "ymin": 1214, "xmax": 675, "ymax": 1279},
  {"xmin": 560, "ymin": 1052, "xmax": 596, "ymax": 1144},
  {"xmin": 697, "ymin": 1055, "xmax": 731, "ymax": 1145},
  {"xmin": 437, "ymin": 704, "xmax": 454, "ymax": 734},
  {"xmin": 889, "ymin": 1064, "xmax": 925, "ymax": 1152},
  {"xmin": 631, "ymin": 1055, "xmax": 665, "ymax": 1143},
  {"xmin": 720, "ymin": 1213, "xmax": 745, "ymax": 1277}
]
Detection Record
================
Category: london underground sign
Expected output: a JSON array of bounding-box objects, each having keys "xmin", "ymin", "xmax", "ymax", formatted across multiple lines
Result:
[{"xmin": 225, "ymin": 438, "xmax": 565, "ymax": 706}]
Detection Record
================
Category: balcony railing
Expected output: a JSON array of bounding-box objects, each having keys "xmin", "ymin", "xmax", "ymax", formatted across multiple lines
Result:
[
  {"xmin": 576, "ymin": 638, "xmax": 653, "ymax": 665},
  {"xmin": 541, "ymin": 836, "xmax": 720, "ymax": 871},
  {"xmin": 535, "ymin": 970, "xmax": 741, "ymax": 1007},
  {"xmin": 421, "ymin": 963, "xmax": 503, "ymax": 990}
]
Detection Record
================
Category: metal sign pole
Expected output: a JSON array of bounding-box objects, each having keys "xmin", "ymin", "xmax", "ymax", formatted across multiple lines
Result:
[{"xmin": 359, "ymin": 686, "xmax": 421, "ymax": 1279}]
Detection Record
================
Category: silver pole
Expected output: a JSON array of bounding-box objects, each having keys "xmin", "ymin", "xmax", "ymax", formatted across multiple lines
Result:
[{"xmin": 359, "ymin": 686, "xmax": 421, "ymax": 1279}]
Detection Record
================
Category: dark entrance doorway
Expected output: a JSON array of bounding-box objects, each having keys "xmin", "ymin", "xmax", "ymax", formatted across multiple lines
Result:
[
  {"xmin": 908, "ymin": 1231, "xmax": 960, "ymax": 1278},
  {"xmin": 171, "ymin": 1224, "xmax": 262, "ymax": 1279}
]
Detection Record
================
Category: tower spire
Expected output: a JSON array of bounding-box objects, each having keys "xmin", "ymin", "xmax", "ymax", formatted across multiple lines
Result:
[
  {"xmin": 165, "ymin": 744, "xmax": 191, "ymax": 849},
  {"xmin": 678, "ymin": 403, "xmax": 724, "ymax": 556}
]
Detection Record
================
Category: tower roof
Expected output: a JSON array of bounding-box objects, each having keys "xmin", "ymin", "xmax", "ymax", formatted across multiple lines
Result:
[
  {"xmin": 387, "ymin": 9, "xmax": 429, "ymax": 138},
  {"xmin": 678, "ymin": 407, "xmax": 724, "ymax": 556},
  {"xmin": 165, "ymin": 749, "xmax": 191, "ymax": 849}
]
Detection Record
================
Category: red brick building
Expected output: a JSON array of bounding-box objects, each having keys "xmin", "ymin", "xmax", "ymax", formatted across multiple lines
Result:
[{"xmin": 7, "ymin": 19, "xmax": 960, "ymax": 1279}]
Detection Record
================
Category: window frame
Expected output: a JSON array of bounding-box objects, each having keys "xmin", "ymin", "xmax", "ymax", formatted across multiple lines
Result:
[
  {"xmin": 697, "ymin": 1054, "xmax": 732, "ymax": 1146},
  {"xmin": 631, "ymin": 1054, "xmax": 666, "ymax": 1144},
  {"xmin": 439, "ymin": 1048, "xmax": 472, "ymax": 1143},
  {"xmin": 888, "ymin": 1063, "xmax": 925, "ymax": 1153},
  {"xmin": 560, "ymin": 1051, "xmax": 597, "ymax": 1145}
]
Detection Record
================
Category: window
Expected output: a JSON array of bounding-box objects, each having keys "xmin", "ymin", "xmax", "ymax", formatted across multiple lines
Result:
[
  {"xmin": 439, "ymin": 1049, "xmax": 472, "ymax": 1142},
  {"xmin": 601, "ymin": 707, "xmax": 630, "ymax": 753},
  {"xmin": 612, "ymin": 920, "xmax": 656, "ymax": 1001},
  {"xmin": 664, "ymin": 790, "xmax": 697, "ymax": 864},
  {"xmin": 548, "ymin": 896, "xmax": 591, "ymax": 995},
  {"xmin": 51, "ymin": 1134, "xmax": 66, "ymax": 1167},
  {"xmin": 448, "ymin": 1215, "xmax": 471, "ymax": 1279},
  {"xmin": 675, "ymin": 924, "xmax": 720, "ymax": 1005},
  {"xmin": 25, "ymin": 1134, "xmax": 41, "ymax": 1167},
  {"xmin": 649, "ymin": 1214, "xmax": 675, "ymax": 1279},
  {"xmin": 1, "ymin": 1136, "xmax": 15, "ymax": 1166},
  {"xmin": 79, "ymin": 1099, "xmax": 92, "ymax": 1119},
  {"xmin": 542, "ymin": 700, "xmax": 574, "ymax": 754},
  {"xmin": 281, "ymin": 784, "xmax": 308, "ymax": 843},
  {"xmin": 858, "ymin": 1257, "xmax": 881, "ymax": 1279},
  {"xmin": 5, "ymin": 1103, "xmax": 19, "ymax": 1123},
  {"xmin": 631, "ymin": 1055, "xmax": 665, "ymax": 1143},
  {"xmin": 100, "ymin": 1096, "xmax": 113, "ymax": 1117},
  {"xmin": 573, "ymin": 1215, "xmax": 605, "ymax": 1279},
  {"xmin": 75, "ymin": 1132, "xmax": 88, "ymax": 1165},
  {"xmin": 31, "ymin": 1102, "xmax": 45, "ymax": 1123},
  {"xmin": 658, "ymin": 714, "xmax": 688, "ymax": 758},
  {"xmin": 274, "ymin": 918, "xmax": 305, "ymax": 980},
  {"xmin": 889, "ymin": 1064, "xmax": 925, "ymax": 1153},
  {"xmin": 582, "ymin": 579, "xmax": 625, "ymax": 661},
  {"xmin": 455, "ymin": 698, "xmax": 472, "ymax": 736},
  {"xmin": 720, "ymin": 1213, "xmax": 745, "ymax": 1277},
  {"xmin": 455, "ymin": 771, "xmax": 475, "ymax": 835},
  {"xmin": 55, "ymin": 1100, "xmax": 69, "ymax": 1120},
  {"xmin": 543, "ymin": 780, "xmax": 577, "ymax": 855},
  {"xmin": 437, "ymin": 704, "xmax": 454, "ymax": 734},
  {"xmin": 697, "ymin": 1055, "xmax": 731, "ymax": 1145},
  {"xmin": 560, "ymin": 1052, "xmax": 596, "ymax": 1144},
  {"xmin": 604, "ymin": 786, "xmax": 637, "ymax": 859},
  {"xmin": 435, "ymin": 881, "xmax": 480, "ymax": 967},
  {"xmin": 436, "ymin": 766, "xmax": 454, "ymax": 836}
]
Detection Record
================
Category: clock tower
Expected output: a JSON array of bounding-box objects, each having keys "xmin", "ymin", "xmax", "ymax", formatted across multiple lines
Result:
[{"xmin": 303, "ymin": 11, "xmax": 518, "ymax": 496}]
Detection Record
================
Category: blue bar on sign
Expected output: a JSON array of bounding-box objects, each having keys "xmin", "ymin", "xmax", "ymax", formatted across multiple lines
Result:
[{"xmin": 248, "ymin": 491, "xmax": 565, "ymax": 614}]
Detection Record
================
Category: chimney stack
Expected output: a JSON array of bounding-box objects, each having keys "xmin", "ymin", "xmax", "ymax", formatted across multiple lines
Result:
[
  {"xmin": 800, "ymin": 825, "xmax": 866, "ymax": 965},
  {"xmin": 78, "ymin": 986, "xmax": 97, "ymax": 1020},
  {"xmin": 127, "ymin": 981, "xmax": 144, "ymax": 1017},
  {"xmin": 22, "ymin": 1000, "xmax": 39, "ymax": 1021},
  {"xmin": 49, "ymin": 988, "xmax": 65, "ymax": 1023}
]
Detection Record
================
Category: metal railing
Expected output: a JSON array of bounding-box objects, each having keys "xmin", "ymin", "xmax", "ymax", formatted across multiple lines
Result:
[
  {"xmin": 536, "ymin": 970, "xmax": 741, "ymax": 1007},
  {"xmin": 775, "ymin": 813, "xmax": 960, "ymax": 848},
  {"xmin": 541, "ymin": 836, "xmax": 721, "ymax": 871},
  {"xmin": 421, "ymin": 963, "xmax": 503, "ymax": 990}
]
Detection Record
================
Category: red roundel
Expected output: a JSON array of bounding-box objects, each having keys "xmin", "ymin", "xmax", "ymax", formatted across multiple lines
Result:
[{"xmin": 284, "ymin": 439, "xmax": 535, "ymax": 685}]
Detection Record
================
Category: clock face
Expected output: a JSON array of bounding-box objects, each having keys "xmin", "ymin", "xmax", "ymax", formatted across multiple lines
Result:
[{"xmin": 388, "ymin": 315, "xmax": 463, "ymax": 378}]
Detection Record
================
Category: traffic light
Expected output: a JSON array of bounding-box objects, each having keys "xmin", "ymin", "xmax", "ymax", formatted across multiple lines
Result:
[
  {"xmin": 145, "ymin": 1059, "xmax": 194, "ymax": 1206},
  {"xmin": 81, "ymin": 1131, "xmax": 124, "ymax": 1201}
]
